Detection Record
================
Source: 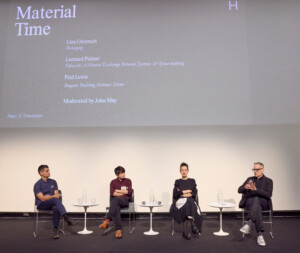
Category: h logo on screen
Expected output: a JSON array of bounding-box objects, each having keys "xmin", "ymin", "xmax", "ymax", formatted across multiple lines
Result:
[{"xmin": 229, "ymin": 1, "xmax": 238, "ymax": 11}]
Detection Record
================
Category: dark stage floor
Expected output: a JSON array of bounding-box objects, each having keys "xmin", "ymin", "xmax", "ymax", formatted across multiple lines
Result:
[{"xmin": 0, "ymin": 217, "xmax": 299, "ymax": 253}]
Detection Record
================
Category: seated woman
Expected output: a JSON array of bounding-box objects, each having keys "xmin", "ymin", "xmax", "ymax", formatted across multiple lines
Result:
[{"xmin": 170, "ymin": 162, "xmax": 202, "ymax": 240}]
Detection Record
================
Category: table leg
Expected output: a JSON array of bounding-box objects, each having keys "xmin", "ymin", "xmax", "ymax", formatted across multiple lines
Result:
[
  {"xmin": 213, "ymin": 207, "xmax": 229, "ymax": 236},
  {"xmin": 144, "ymin": 207, "xmax": 159, "ymax": 235},
  {"xmin": 78, "ymin": 206, "xmax": 93, "ymax": 235}
]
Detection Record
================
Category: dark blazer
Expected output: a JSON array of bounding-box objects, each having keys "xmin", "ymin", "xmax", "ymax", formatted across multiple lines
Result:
[
  {"xmin": 238, "ymin": 175, "xmax": 273, "ymax": 210},
  {"xmin": 172, "ymin": 178, "xmax": 197, "ymax": 201}
]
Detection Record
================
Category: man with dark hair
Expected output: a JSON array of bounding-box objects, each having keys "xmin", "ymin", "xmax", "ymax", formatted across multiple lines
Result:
[
  {"xmin": 238, "ymin": 162, "xmax": 273, "ymax": 246},
  {"xmin": 34, "ymin": 165, "xmax": 76, "ymax": 239},
  {"xmin": 99, "ymin": 166, "xmax": 132, "ymax": 238}
]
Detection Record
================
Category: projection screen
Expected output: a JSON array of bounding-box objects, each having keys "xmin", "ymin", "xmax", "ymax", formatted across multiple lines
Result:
[{"xmin": 1, "ymin": 0, "xmax": 299, "ymax": 128}]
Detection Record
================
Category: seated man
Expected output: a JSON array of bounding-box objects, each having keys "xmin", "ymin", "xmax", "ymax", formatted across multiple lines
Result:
[
  {"xmin": 238, "ymin": 162, "xmax": 273, "ymax": 246},
  {"xmin": 99, "ymin": 166, "xmax": 132, "ymax": 238},
  {"xmin": 34, "ymin": 165, "xmax": 76, "ymax": 239}
]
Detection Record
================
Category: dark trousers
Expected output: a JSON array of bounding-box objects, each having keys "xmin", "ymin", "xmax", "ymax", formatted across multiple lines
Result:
[
  {"xmin": 107, "ymin": 197, "xmax": 129, "ymax": 230},
  {"xmin": 245, "ymin": 197, "xmax": 269, "ymax": 233},
  {"xmin": 37, "ymin": 198, "xmax": 67, "ymax": 227}
]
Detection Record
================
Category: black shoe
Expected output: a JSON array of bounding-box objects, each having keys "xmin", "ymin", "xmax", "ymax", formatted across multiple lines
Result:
[
  {"xmin": 64, "ymin": 214, "xmax": 78, "ymax": 226},
  {"xmin": 52, "ymin": 227, "xmax": 60, "ymax": 239},
  {"xmin": 191, "ymin": 224, "xmax": 200, "ymax": 235},
  {"xmin": 182, "ymin": 230, "xmax": 191, "ymax": 240}
]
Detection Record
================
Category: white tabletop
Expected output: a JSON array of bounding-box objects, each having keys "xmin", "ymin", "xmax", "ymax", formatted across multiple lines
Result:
[
  {"xmin": 73, "ymin": 203, "xmax": 99, "ymax": 207},
  {"xmin": 139, "ymin": 202, "xmax": 164, "ymax": 208},
  {"xmin": 208, "ymin": 202, "xmax": 235, "ymax": 208}
]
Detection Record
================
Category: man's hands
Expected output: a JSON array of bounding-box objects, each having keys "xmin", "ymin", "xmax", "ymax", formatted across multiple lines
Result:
[
  {"xmin": 113, "ymin": 188, "xmax": 128, "ymax": 197},
  {"xmin": 113, "ymin": 189, "xmax": 124, "ymax": 197},
  {"xmin": 36, "ymin": 192, "xmax": 59, "ymax": 202},
  {"xmin": 245, "ymin": 180, "xmax": 257, "ymax": 191},
  {"xmin": 44, "ymin": 193, "xmax": 59, "ymax": 200}
]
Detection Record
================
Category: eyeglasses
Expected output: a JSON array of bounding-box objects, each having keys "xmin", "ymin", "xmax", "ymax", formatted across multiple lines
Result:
[{"xmin": 252, "ymin": 168, "xmax": 263, "ymax": 172}]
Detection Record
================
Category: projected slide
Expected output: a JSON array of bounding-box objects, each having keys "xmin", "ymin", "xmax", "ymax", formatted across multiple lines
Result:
[{"xmin": 0, "ymin": 0, "xmax": 299, "ymax": 127}]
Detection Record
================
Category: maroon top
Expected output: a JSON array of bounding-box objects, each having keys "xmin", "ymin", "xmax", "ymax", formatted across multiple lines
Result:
[{"xmin": 110, "ymin": 178, "xmax": 132, "ymax": 199}]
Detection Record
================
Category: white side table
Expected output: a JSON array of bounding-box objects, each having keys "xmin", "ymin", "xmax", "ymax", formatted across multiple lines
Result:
[
  {"xmin": 208, "ymin": 202, "xmax": 235, "ymax": 236},
  {"xmin": 73, "ymin": 203, "xmax": 99, "ymax": 234},
  {"xmin": 139, "ymin": 202, "xmax": 164, "ymax": 235}
]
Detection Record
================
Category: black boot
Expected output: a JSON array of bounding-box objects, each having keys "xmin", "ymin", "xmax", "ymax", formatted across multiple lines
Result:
[
  {"xmin": 182, "ymin": 230, "xmax": 191, "ymax": 240},
  {"xmin": 52, "ymin": 227, "xmax": 60, "ymax": 239},
  {"xmin": 191, "ymin": 224, "xmax": 200, "ymax": 235},
  {"xmin": 64, "ymin": 214, "xmax": 76, "ymax": 226}
]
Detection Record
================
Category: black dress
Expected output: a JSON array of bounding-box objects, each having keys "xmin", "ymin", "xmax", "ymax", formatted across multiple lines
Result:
[{"xmin": 169, "ymin": 178, "xmax": 202, "ymax": 232}]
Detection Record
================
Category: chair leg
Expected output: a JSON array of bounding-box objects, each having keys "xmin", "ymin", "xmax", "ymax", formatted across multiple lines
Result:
[
  {"xmin": 34, "ymin": 212, "xmax": 66, "ymax": 237},
  {"xmin": 241, "ymin": 210, "xmax": 246, "ymax": 238},
  {"xmin": 129, "ymin": 211, "xmax": 135, "ymax": 234},
  {"xmin": 63, "ymin": 216, "xmax": 65, "ymax": 232},
  {"xmin": 269, "ymin": 212, "xmax": 274, "ymax": 239},
  {"xmin": 103, "ymin": 206, "xmax": 136, "ymax": 234},
  {"xmin": 33, "ymin": 212, "xmax": 39, "ymax": 238},
  {"xmin": 171, "ymin": 219, "xmax": 174, "ymax": 236},
  {"xmin": 60, "ymin": 216, "xmax": 65, "ymax": 235},
  {"xmin": 104, "ymin": 226, "xmax": 112, "ymax": 234},
  {"xmin": 128, "ymin": 211, "xmax": 131, "ymax": 233},
  {"xmin": 242, "ymin": 210, "xmax": 274, "ymax": 239},
  {"xmin": 103, "ymin": 220, "xmax": 112, "ymax": 234},
  {"xmin": 103, "ymin": 208, "xmax": 111, "ymax": 234}
]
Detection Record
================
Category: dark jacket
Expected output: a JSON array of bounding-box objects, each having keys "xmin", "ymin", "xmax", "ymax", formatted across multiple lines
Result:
[
  {"xmin": 172, "ymin": 178, "xmax": 197, "ymax": 202},
  {"xmin": 238, "ymin": 175, "xmax": 273, "ymax": 210}
]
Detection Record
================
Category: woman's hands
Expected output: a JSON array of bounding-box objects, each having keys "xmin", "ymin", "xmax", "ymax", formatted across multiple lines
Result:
[{"xmin": 179, "ymin": 189, "xmax": 192, "ymax": 197}]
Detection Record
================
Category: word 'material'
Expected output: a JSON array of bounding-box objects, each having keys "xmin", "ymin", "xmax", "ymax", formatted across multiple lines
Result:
[{"xmin": 15, "ymin": 5, "xmax": 77, "ymax": 36}]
